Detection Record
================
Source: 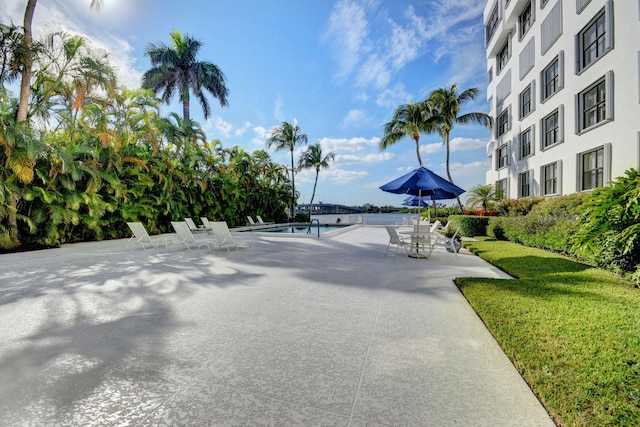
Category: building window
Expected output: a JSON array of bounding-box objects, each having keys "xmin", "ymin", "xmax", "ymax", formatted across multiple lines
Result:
[
  {"xmin": 519, "ymin": 171, "xmax": 532, "ymax": 197},
  {"xmin": 580, "ymin": 147, "xmax": 604, "ymax": 190},
  {"xmin": 497, "ymin": 40, "xmax": 510, "ymax": 74},
  {"xmin": 495, "ymin": 178, "xmax": 508, "ymax": 199},
  {"xmin": 542, "ymin": 109, "xmax": 559, "ymax": 148},
  {"xmin": 542, "ymin": 162, "xmax": 559, "ymax": 195},
  {"xmin": 520, "ymin": 126, "xmax": 533, "ymax": 158},
  {"xmin": 577, "ymin": 73, "xmax": 612, "ymax": 133},
  {"xmin": 519, "ymin": 85, "xmax": 532, "ymax": 118},
  {"xmin": 579, "ymin": 9, "xmax": 607, "ymax": 71},
  {"xmin": 542, "ymin": 54, "xmax": 563, "ymax": 101},
  {"xmin": 486, "ymin": 3, "xmax": 500, "ymax": 43},
  {"xmin": 519, "ymin": 2, "xmax": 533, "ymax": 38},
  {"xmin": 497, "ymin": 143, "xmax": 509, "ymax": 169},
  {"xmin": 497, "ymin": 108, "xmax": 509, "ymax": 137}
]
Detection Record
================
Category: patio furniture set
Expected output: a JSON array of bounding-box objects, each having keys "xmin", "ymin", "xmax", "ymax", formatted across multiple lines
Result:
[{"xmin": 385, "ymin": 220, "xmax": 461, "ymax": 260}]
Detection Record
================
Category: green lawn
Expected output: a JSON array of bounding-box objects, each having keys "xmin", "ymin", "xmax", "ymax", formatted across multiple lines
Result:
[{"xmin": 456, "ymin": 239, "xmax": 640, "ymax": 427}]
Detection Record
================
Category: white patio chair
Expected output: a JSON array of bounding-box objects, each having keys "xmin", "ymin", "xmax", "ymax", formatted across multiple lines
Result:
[
  {"xmin": 246, "ymin": 216, "xmax": 257, "ymax": 226},
  {"xmin": 211, "ymin": 221, "xmax": 251, "ymax": 252},
  {"xmin": 185, "ymin": 217, "xmax": 207, "ymax": 234},
  {"xmin": 126, "ymin": 222, "xmax": 158, "ymax": 250},
  {"xmin": 200, "ymin": 217, "xmax": 214, "ymax": 232},
  {"xmin": 256, "ymin": 215, "xmax": 273, "ymax": 225},
  {"xmin": 432, "ymin": 227, "xmax": 461, "ymax": 261},
  {"xmin": 385, "ymin": 226, "xmax": 410, "ymax": 257},
  {"xmin": 171, "ymin": 221, "xmax": 214, "ymax": 251}
]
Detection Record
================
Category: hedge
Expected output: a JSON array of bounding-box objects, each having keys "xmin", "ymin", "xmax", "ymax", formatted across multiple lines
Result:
[{"xmin": 449, "ymin": 215, "xmax": 490, "ymax": 237}]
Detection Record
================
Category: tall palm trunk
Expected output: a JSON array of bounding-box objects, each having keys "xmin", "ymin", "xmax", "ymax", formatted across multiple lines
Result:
[
  {"xmin": 413, "ymin": 136, "xmax": 423, "ymax": 167},
  {"xmin": 290, "ymin": 146, "xmax": 295, "ymax": 220},
  {"xmin": 444, "ymin": 131, "xmax": 464, "ymax": 213},
  {"xmin": 309, "ymin": 167, "xmax": 319, "ymax": 208},
  {"xmin": 9, "ymin": 0, "xmax": 37, "ymax": 244}
]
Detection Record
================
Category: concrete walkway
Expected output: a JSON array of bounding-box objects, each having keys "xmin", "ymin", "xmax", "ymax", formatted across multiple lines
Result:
[{"xmin": 0, "ymin": 226, "xmax": 554, "ymax": 426}]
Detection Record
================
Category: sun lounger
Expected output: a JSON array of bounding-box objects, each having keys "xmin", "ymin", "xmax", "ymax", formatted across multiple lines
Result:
[
  {"xmin": 185, "ymin": 217, "xmax": 208, "ymax": 233},
  {"xmin": 211, "ymin": 221, "xmax": 251, "ymax": 252},
  {"xmin": 126, "ymin": 222, "xmax": 159, "ymax": 250},
  {"xmin": 171, "ymin": 221, "xmax": 215, "ymax": 251},
  {"xmin": 200, "ymin": 217, "xmax": 214, "ymax": 232},
  {"xmin": 256, "ymin": 215, "xmax": 273, "ymax": 225},
  {"xmin": 246, "ymin": 216, "xmax": 257, "ymax": 226}
]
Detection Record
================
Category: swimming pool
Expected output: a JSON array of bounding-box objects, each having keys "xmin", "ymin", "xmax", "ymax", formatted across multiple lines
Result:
[{"xmin": 236, "ymin": 223, "xmax": 360, "ymax": 237}]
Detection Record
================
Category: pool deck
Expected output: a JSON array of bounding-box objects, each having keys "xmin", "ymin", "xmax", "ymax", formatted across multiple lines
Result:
[{"xmin": 0, "ymin": 226, "xmax": 554, "ymax": 426}]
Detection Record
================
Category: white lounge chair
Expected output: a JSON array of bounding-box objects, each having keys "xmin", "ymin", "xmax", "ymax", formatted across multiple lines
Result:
[
  {"xmin": 127, "ymin": 222, "xmax": 159, "ymax": 250},
  {"xmin": 211, "ymin": 221, "xmax": 250, "ymax": 252},
  {"xmin": 256, "ymin": 215, "xmax": 273, "ymax": 225},
  {"xmin": 246, "ymin": 216, "xmax": 257, "ymax": 226},
  {"xmin": 171, "ymin": 221, "xmax": 214, "ymax": 251},
  {"xmin": 432, "ymin": 227, "xmax": 461, "ymax": 261},
  {"xmin": 185, "ymin": 217, "xmax": 207, "ymax": 233},
  {"xmin": 385, "ymin": 226, "xmax": 410, "ymax": 256},
  {"xmin": 200, "ymin": 217, "xmax": 214, "ymax": 232}
]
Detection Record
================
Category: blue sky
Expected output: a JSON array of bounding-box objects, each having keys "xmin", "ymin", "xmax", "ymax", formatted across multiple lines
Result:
[{"xmin": 2, "ymin": 0, "xmax": 491, "ymax": 207}]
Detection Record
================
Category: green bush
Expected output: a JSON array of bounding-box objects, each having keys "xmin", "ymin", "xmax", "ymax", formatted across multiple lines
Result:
[
  {"xmin": 488, "ymin": 193, "xmax": 588, "ymax": 253},
  {"xmin": 495, "ymin": 197, "xmax": 544, "ymax": 216},
  {"xmin": 449, "ymin": 215, "xmax": 490, "ymax": 237},
  {"xmin": 572, "ymin": 169, "xmax": 640, "ymax": 282}
]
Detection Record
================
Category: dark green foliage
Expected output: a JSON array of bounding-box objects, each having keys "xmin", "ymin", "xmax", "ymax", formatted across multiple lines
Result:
[
  {"xmin": 449, "ymin": 214, "xmax": 490, "ymax": 236},
  {"xmin": 495, "ymin": 196, "xmax": 544, "ymax": 216},
  {"xmin": 487, "ymin": 193, "xmax": 589, "ymax": 253},
  {"xmin": 572, "ymin": 169, "xmax": 640, "ymax": 282}
]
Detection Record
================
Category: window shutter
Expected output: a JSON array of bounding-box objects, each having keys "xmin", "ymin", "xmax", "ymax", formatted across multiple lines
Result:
[
  {"xmin": 519, "ymin": 37, "xmax": 536, "ymax": 80},
  {"xmin": 575, "ymin": 92, "xmax": 581, "ymax": 133},
  {"xmin": 507, "ymin": 140, "xmax": 512, "ymax": 166},
  {"xmin": 558, "ymin": 50, "xmax": 565, "ymax": 90},
  {"xmin": 530, "ymin": 124, "xmax": 536, "ymax": 155},
  {"xmin": 605, "ymin": 70, "xmax": 614, "ymax": 121},
  {"xmin": 558, "ymin": 104, "xmax": 565, "ymax": 143},
  {"xmin": 541, "ymin": 1, "xmax": 563, "ymax": 55},
  {"xmin": 557, "ymin": 160, "xmax": 563, "ymax": 195},
  {"xmin": 605, "ymin": 0, "xmax": 614, "ymax": 51},
  {"xmin": 577, "ymin": 0, "xmax": 592, "ymax": 14},
  {"xmin": 513, "ymin": 132, "xmax": 520, "ymax": 159},
  {"xmin": 603, "ymin": 142, "xmax": 612, "ymax": 184},
  {"xmin": 531, "ymin": 80, "xmax": 536, "ymax": 112},
  {"xmin": 507, "ymin": 105, "xmax": 512, "ymax": 131}
]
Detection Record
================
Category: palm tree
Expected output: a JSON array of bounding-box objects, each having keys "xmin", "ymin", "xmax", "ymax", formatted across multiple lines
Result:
[
  {"xmin": 379, "ymin": 101, "xmax": 437, "ymax": 167},
  {"xmin": 17, "ymin": 0, "xmax": 104, "ymax": 122},
  {"xmin": 142, "ymin": 29, "xmax": 229, "ymax": 121},
  {"xmin": 266, "ymin": 121, "xmax": 307, "ymax": 219},
  {"xmin": 297, "ymin": 143, "xmax": 335, "ymax": 211},
  {"xmin": 427, "ymin": 85, "xmax": 492, "ymax": 211},
  {"xmin": 465, "ymin": 184, "xmax": 496, "ymax": 211}
]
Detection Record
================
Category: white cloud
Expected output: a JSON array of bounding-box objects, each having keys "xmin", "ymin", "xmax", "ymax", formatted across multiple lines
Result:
[
  {"xmin": 324, "ymin": 0, "xmax": 487, "ymax": 92},
  {"xmin": 335, "ymin": 152, "xmax": 394, "ymax": 165},
  {"xmin": 450, "ymin": 137, "xmax": 487, "ymax": 152},
  {"xmin": 210, "ymin": 117, "xmax": 232, "ymax": 137},
  {"xmin": 273, "ymin": 95, "xmax": 284, "ymax": 121},
  {"xmin": 318, "ymin": 136, "xmax": 380, "ymax": 153},
  {"xmin": 324, "ymin": 169, "xmax": 369, "ymax": 182},
  {"xmin": 235, "ymin": 121, "xmax": 252, "ymax": 136},
  {"xmin": 324, "ymin": 0, "xmax": 370, "ymax": 82},
  {"xmin": 376, "ymin": 83, "xmax": 412, "ymax": 108},
  {"xmin": 340, "ymin": 109, "xmax": 376, "ymax": 130}
]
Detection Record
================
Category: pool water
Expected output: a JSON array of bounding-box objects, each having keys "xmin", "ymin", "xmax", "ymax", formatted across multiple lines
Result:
[{"xmin": 241, "ymin": 224, "xmax": 348, "ymax": 234}]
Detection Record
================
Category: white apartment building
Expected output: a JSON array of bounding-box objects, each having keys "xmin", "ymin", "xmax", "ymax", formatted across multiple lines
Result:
[{"xmin": 484, "ymin": 0, "xmax": 640, "ymax": 199}]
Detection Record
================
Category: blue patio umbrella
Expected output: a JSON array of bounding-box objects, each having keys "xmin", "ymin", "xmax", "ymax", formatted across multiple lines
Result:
[{"xmin": 381, "ymin": 167, "xmax": 465, "ymax": 227}]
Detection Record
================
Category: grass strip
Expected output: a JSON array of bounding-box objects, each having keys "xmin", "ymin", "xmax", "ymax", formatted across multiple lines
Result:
[{"xmin": 456, "ymin": 239, "xmax": 640, "ymax": 427}]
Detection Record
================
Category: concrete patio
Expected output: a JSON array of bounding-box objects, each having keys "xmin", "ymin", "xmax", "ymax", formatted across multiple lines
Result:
[{"xmin": 0, "ymin": 226, "xmax": 554, "ymax": 426}]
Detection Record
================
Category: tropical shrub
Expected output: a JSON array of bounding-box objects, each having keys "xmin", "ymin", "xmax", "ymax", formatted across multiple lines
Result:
[
  {"xmin": 449, "ymin": 215, "xmax": 490, "ymax": 237},
  {"xmin": 572, "ymin": 169, "xmax": 640, "ymax": 282},
  {"xmin": 495, "ymin": 197, "xmax": 544, "ymax": 216},
  {"xmin": 487, "ymin": 193, "xmax": 588, "ymax": 253}
]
